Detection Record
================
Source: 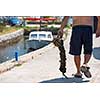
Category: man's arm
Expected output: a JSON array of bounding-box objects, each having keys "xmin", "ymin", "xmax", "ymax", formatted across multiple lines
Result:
[
  {"xmin": 57, "ymin": 16, "xmax": 69, "ymax": 38},
  {"xmin": 60, "ymin": 16, "xmax": 69, "ymax": 30},
  {"xmin": 96, "ymin": 16, "xmax": 100, "ymax": 38}
]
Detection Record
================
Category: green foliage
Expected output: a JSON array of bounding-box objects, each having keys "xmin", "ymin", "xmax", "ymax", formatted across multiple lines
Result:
[
  {"xmin": 0, "ymin": 25, "xmax": 22, "ymax": 35},
  {"xmin": 21, "ymin": 26, "xmax": 39, "ymax": 31},
  {"xmin": 65, "ymin": 24, "xmax": 71, "ymax": 29},
  {"xmin": 43, "ymin": 16, "xmax": 52, "ymax": 18},
  {"xmin": 0, "ymin": 24, "xmax": 6, "ymax": 32}
]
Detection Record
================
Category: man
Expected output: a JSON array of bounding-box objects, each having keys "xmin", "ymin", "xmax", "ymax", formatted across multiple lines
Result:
[
  {"xmin": 57, "ymin": 16, "xmax": 94, "ymax": 78},
  {"xmin": 96, "ymin": 16, "xmax": 100, "ymax": 37}
]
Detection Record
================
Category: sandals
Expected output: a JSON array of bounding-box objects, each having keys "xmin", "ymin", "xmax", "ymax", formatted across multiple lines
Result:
[
  {"xmin": 72, "ymin": 73, "xmax": 82, "ymax": 78},
  {"xmin": 80, "ymin": 66, "xmax": 92, "ymax": 78},
  {"xmin": 72, "ymin": 65, "xmax": 92, "ymax": 78}
]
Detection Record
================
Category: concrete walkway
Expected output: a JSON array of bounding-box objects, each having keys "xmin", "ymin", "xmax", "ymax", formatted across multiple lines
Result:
[{"xmin": 0, "ymin": 32, "xmax": 100, "ymax": 83}]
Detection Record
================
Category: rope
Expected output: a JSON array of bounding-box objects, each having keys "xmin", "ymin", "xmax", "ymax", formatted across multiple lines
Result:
[{"xmin": 53, "ymin": 38, "xmax": 66, "ymax": 74}]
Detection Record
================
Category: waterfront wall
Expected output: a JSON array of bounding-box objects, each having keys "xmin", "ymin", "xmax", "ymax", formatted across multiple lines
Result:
[
  {"xmin": 0, "ymin": 29, "xmax": 24, "ymax": 47},
  {"xmin": 0, "ymin": 43, "xmax": 54, "ymax": 74}
]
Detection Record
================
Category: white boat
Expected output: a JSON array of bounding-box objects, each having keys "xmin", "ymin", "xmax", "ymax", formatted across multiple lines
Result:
[{"xmin": 27, "ymin": 31, "xmax": 53, "ymax": 50}]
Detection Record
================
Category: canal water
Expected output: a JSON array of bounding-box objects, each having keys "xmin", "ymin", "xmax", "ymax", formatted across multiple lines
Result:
[{"xmin": 0, "ymin": 36, "xmax": 50, "ymax": 63}]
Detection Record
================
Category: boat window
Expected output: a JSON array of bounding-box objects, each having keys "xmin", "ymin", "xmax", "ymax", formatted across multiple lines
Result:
[
  {"xmin": 39, "ymin": 34, "xmax": 46, "ymax": 38},
  {"xmin": 48, "ymin": 34, "xmax": 51, "ymax": 38},
  {"xmin": 31, "ymin": 34, "xmax": 37, "ymax": 38}
]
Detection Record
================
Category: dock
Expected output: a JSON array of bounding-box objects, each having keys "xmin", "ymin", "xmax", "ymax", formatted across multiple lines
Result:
[{"xmin": 0, "ymin": 31, "xmax": 100, "ymax": 83}]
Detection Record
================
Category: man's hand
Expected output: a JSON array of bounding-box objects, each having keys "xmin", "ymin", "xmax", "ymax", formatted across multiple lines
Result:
[
  {"xmin": 96, "ymin": 32, "xmax": 100, "ymax": 38},
  {"xmin": 57, "ymin": 29, "xmax": 63, "ymax": 39}
]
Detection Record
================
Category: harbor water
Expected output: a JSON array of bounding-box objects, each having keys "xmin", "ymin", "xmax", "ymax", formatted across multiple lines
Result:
[{"xmin": 0, "ymin": 36, "xmax": 50, "ymax": 63}]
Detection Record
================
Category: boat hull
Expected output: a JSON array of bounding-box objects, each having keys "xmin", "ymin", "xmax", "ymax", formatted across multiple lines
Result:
[{"xmin": 27, "ymin": 40, "xmax": 50, "ymax": 50}]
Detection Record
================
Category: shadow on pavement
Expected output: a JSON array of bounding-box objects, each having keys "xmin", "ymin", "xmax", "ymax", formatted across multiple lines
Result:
[
  {"xmin": 93, "ymin": 47, "xmax": 100, "ymax": 60},
  {"xmin": 40, "ymin": 77, "xmax": 90, "ymax": 83}
]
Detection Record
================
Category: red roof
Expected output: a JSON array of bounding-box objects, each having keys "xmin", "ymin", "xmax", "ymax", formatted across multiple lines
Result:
[{"xmin": 24, "ymin": 17, "xmax": 57, "ymax": 21}]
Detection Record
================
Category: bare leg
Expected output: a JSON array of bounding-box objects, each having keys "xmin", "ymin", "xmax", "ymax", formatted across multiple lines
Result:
[
  {"xmin": 83, "ymin": 54, "xmax": 91, "ymax": 65},
  {"xmin": 81, "ymin": 54, "xmax": 92, "ymax": 78},
  {"xmin": 74, "ymin": 56, "xmax": 81, "ymax": 74}
]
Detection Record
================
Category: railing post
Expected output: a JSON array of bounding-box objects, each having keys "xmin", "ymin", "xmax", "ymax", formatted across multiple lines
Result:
[{"xmin": 15, "ymin": 51, "xmax": 18, "ymax": 61}]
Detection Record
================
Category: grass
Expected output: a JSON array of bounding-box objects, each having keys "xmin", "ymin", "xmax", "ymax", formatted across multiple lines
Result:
[
  {"xmin": 0, "ymin": 25, "xmax": 22, "ymax": 36},
  {"xmin": 0, "ymin": 23, "xmax": 71, "ymax": 36},
  {"xmin": 21, "ymin": 26, "xmax": 40, "ymax": 31}
]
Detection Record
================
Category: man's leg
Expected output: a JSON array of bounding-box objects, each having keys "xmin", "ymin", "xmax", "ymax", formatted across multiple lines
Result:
[
  {"xmin": 69, "ymin": 26, "xmax": 83, "ymax": 78},
  {"xmin": 83, "ymin": 54, "xmax": 91, "ymax": 65},
  {"xmin": 74, "ymin": 56, "xmax": 81, "ymax": 74},
  {"xmin": 80, "ymin": 26, "xmax": 92, "ymax": 78},
  {"xmin": 81, "ymin": 54, "xmax": 92, "ymax": 78}
]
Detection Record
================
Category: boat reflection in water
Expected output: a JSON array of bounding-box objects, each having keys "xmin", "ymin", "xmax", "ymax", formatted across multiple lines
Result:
[{"xmin": 27, "ymin": 31, "xmax": 53, "ymax": 52}]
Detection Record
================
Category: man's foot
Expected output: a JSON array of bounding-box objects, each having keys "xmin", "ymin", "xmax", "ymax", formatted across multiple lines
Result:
[
  {"xmin": 72, "ymin": 73, "xmax": 82, "ymax": 78},
  {"xmin": 80, "ymin": 66, "xmax": 92, "ymax": 78}
]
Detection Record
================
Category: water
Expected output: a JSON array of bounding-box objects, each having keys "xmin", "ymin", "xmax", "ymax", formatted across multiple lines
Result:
[
  {"xmin": 0, "ymin": 36, "xmax": 50, "ymax": 63},
  {"xmin": 0, "ymin": 36, "xmax": 27, "ymax": 63}
]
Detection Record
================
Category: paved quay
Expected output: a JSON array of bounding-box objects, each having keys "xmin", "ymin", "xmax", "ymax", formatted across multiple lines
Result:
[{"xmin": 0, "ymin": 32, "xmax": 100, "ymax": 83}]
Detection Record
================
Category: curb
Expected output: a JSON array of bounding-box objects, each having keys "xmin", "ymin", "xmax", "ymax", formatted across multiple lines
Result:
[{"xmin": 0, "ymin": 43, "xmax": 54, "ymax": 74}]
